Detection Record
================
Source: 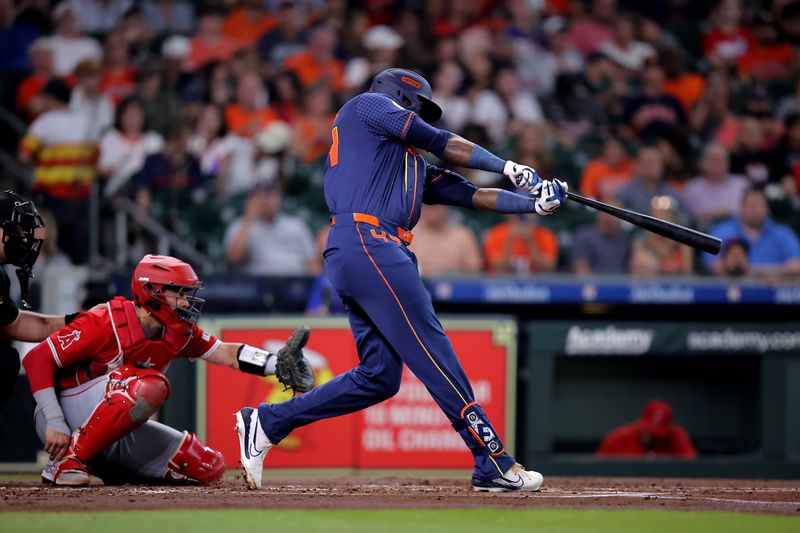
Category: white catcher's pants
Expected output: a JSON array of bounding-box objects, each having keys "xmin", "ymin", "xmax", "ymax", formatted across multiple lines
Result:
[{"xmin": 34, "ymin": 375, "xmax": 184, "ymax": 479}]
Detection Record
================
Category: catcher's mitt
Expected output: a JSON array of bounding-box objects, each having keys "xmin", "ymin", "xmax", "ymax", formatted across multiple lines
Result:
[{"xmin": 275, "ymin": 325, "xmax": 315, "ymax": 394}]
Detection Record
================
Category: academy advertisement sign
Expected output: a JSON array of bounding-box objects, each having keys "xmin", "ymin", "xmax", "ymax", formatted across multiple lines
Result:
[
  {"xmin": 530, "ymin": 321, "xmax": 800, "ymax": 356},
  {"xmin": 200, "ymin": 317, "xmax": 516, "ymax": 470}
]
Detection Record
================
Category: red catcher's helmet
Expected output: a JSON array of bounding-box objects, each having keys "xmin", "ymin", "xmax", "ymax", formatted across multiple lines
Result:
[{"xmin": 131, "ymin": 254, "xmax": 204, "ymax": 333}]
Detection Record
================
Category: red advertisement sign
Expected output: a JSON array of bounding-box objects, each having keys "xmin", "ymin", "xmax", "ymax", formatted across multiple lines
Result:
[{"xmin": 203, "ymin": 319, "xmax": 515, "ymax": 469}]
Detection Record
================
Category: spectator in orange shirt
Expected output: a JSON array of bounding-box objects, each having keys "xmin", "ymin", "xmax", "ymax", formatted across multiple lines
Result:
[
  {"xmin": 411, "ymin": 205, "xmax": 483, "ymax": 276},
  {"xmin": 16, "ymin": 37, "xmax": 54, "ymax": 122},
  {"xmin": 579, "ymin": 136, "xmax": 634, "ymax": 200},
  {"xmin": 225, "ymin": 71, "xmax": 279, "ymax": 138},
  {"xmin": 100, "ymin": 31, "xmax": 136, "ymax": 106},
  {"xmin": 484, "ymin": 213, "xmax": 559, "ymax": 274},
  {"xmin": 629, "ymin": 196, "xmax": 693, "ymax": 276},
  {"xmin": 283, "ymin": 24, "xmax": 346, "ymax": 92},
  {"xmin": 660, "ymin": 47, "xmax": 706, "ymax": 115},
  {"xmin": 289, "ymin": 83, "xmax": 335, "ymax": 164},
  {"xmin": 597, "ymin": 399, "xmax": 697, "ymax": 458},
  {"xmin": 188, "ymin": 6, "xmax": 245, "ymax": 71},
  {"xmin": 223, "ymin": 0, "xmax": 278, "ymax": 45},
  {"xmin": 737, "ymin": 11, "xmax": 795, "ymax": 82}
]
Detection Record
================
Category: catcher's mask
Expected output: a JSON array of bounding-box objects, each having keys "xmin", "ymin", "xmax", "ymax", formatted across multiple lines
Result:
[
  {"xmin": 131, "ymin": 254, "xmax": 205, "ymax": 335},
  {"xmin": 0, "ymin": 190, "xmax": 44, "ymax": 309}
]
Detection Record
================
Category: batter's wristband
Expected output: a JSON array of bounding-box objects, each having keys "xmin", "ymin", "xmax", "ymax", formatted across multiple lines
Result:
[{"xmin": 65, "ymin": 312, "xmax": 81, "ymax": 325}]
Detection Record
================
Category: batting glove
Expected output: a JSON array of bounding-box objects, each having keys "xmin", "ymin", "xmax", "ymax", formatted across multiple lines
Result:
[
  {"xmin": 504, "ymin": 160, "xmax": 542, "ymax": 194},
  {"xmin": 533, "ymin": 179, "xmax": 568, "ymax": 216}
]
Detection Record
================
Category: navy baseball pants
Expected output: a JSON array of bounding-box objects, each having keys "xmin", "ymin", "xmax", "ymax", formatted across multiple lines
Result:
[{"xmin": 258, "ymin": 214, "xmax": 515, "ymax": 480}]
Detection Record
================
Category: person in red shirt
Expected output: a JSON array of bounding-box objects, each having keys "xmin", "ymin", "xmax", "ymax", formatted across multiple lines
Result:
[
  {"xmin": 100, "ymin": 30, "xmax": 136, "ymax": 105},
  {"xmin": 188, "ymin": 6, "xmax": 245, "ymax": 71},
  {"xmin": 737, "ymin": 12, "xmax": 796, "ymax": 82},
  {"xmin": 22, "ymin": 254, "xmax": 314, "ymax": 486},
  {"xmin": 597, "ymin": 399, "xmax": 697, "ymax": 458},
  {"xmin": 225, "ymin": 71, "xmax": 280, "ymax": 137},
  {"xmin": 16, "ymin": 37, "xmax": 54, "ymax": 122},
  {"xmin": 483, "ymin": 214, "xmax": 559, "ymax": 274},
  {"xmin": 222, "ymin": 0, "xmax": 278, "ymax": 45},
  {"xmin": 702, "ymin": 0, "xmax": 755, "ymax": 66}
]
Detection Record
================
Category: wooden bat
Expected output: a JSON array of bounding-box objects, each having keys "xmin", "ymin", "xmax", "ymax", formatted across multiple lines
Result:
[{"xmin": 565, "ymin": 192, "xmax": 722, "ymax": 255}]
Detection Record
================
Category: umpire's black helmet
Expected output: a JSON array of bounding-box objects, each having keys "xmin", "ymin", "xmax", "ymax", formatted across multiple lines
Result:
[
  {"xmin": 370, "ymin": 68, "xmax": 442, "ymax": 124},
  {"xmin": 0, "ymin": 190, "xmax": 44, "ymax": 275}
]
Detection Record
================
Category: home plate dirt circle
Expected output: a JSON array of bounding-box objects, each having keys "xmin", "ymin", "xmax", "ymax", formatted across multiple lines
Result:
[{"xmin": 1, "ymin": 477, "xmax": 798, "ymax": 515}]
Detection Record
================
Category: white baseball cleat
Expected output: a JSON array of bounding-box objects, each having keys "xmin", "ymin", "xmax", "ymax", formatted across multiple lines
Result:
[
  {"xmin": 234, "ymin": 407, "xmax": 273, "ymax": 490},
  {"xmin": 471, "ymin": 463, "xmax": 544, "ymax": 492}
]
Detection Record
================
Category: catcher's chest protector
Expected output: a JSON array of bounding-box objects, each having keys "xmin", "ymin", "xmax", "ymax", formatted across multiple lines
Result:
[{"xmin": 108, "ymin": 297, "xmax": 192, "ymax": 371}]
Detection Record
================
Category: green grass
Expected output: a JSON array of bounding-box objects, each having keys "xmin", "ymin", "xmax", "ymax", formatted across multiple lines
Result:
[{"xmin": 0, "ymin": 509, "xmax": 797, "ymax": 533}]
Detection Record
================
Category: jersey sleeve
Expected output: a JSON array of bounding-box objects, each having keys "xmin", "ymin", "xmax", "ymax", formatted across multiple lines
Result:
[
  {"xmin": 21, "ymin": 312, "xmax": 107, "ymax": 393},
  {"xmin": 0, "ymin": 270, "xmax": 19, "ymax": 327},
  {"xmin": 355, "ymin": 93, "xmax": 418, "ymax": 141},
  {"xmin": 179, "ymin": 325, "xmax": 221, "ymax": 360},
  {"xmin": 423, "ymin": 165, "xmax": 478, "ymax": 208}
]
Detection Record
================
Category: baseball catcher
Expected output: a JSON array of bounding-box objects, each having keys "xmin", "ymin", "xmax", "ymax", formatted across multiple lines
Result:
[{"xmin": 22, "ymin": 254, "xmax": 314, "ymax": 486}]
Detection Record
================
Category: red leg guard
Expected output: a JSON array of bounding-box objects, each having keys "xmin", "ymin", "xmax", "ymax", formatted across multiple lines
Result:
[
  {"xmin": 165, "ymin": 432, "xmax": 225, "ymax": 485},
  {"xmin": 70, "ymin": 366, "xmax": 171, "ymax": 464}
]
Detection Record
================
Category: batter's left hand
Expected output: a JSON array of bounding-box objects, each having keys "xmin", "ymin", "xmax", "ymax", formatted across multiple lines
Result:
[
  {"xmin": 504, "ymin": 160, "xmax": 542, "ymax": 194},
  {"xmin": 533, "ymin": 179, "xmax": 568, "ymax": 216}
]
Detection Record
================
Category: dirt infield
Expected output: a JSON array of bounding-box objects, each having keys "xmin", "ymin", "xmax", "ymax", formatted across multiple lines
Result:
[{"xmin": 1, "ymin": 476, "xmax": 798, "ymax": 515}]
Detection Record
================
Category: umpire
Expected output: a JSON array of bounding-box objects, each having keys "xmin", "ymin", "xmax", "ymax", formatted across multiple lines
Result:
[{"xmin": 0, "ymin": 190, "xmax": 79, "ymax": 411}]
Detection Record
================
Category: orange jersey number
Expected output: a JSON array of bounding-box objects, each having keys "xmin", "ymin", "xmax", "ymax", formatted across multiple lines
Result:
[{"xmin": 329, "ymin": 126, "xmax": 339, "ymax": 166}]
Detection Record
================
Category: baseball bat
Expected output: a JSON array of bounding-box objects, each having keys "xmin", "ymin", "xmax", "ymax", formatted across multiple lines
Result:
[{"xmin": 565, "ymin": 192, "xmax": 722, "ymax": 255}]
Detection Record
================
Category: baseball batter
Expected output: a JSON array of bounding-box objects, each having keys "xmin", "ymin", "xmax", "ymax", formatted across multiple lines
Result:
[
  {"xmin": 236, "ymin": 68, "xmax": 567, "ymax": 492},
  {"xmin": 23, "ymin": 254, "xmax": 313, "ymax": 486}
]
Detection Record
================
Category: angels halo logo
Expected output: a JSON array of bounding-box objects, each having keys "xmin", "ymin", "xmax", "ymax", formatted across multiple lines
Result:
[{"xmin": 57, "ymin": 330, "xmax": 81, "ymax": 350}]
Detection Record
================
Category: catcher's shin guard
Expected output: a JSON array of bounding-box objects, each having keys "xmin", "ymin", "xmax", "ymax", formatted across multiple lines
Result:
[
  {"xmin": 70, "ymin": 366, "xmax": 170, "ymax": 463},
  {"xmin": 164, "ymin": 431, "xmax": 225, "ymax": 485}
]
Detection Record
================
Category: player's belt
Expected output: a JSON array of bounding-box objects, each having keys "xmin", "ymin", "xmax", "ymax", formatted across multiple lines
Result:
[{"xmin": 331, "ymin": 213, "xmax": 414, "ymax": 245}]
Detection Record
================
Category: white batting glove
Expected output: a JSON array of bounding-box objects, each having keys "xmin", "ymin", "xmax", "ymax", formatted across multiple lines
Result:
[
  {"xmin": 533, "ymin": 179, "xmax": 568, "ymax": 216},
  {"xmin": 503, "ymin": 160, "xmax": 542, "ymax": 194}
]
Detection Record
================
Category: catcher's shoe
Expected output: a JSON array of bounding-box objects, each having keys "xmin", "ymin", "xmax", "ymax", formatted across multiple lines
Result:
[
  {"xmin": 40, "ymin": 459, "xmax": 57, "ymax": 484},
  {"xmin": 472, "ymin": 463, "xmax": 543, "ymax": 492},
  {"xmin": 234, "ymin": 406, "xmax": 273, "ymax": 490},
  {"xmin": 44, "ymin": 455, "xmax": 90, "ymax": 486}
]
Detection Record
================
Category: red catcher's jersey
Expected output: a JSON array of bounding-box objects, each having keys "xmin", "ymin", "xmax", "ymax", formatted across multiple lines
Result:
[{"xmin": 46, "ymin": 298, "xmax": 220, "ymax": 391}]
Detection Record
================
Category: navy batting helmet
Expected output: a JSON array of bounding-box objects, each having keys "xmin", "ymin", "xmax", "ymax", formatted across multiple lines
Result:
[{"xmin": 369, "ymin": 68, "xmax": 442, "ymax": 124}]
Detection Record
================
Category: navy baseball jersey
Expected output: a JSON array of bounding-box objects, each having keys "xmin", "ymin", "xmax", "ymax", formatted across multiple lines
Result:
[{"xmin": 324, "ymin": 93, "xmax": 474, "ymax": 230}]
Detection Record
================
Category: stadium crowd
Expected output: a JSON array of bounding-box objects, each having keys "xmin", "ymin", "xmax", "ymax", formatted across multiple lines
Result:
[{"xmin": 3, "ymin": 0, "xmax": 800, "ymax": 293}]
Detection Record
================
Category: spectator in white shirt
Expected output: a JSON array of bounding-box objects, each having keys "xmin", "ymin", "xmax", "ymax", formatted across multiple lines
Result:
[
  {"xmin": 50, "ymin": 2, "xmax": 102, "ymax": 77},
  {"xmin": 471, "ymin": 66, "xmax": 544, "ymax": 143},
  {"xmin": 98, "ymin": 95, "xmax": 164, "ymax": 198},
  {"xmin": 684, "ymin": 143, "xmax": 749, "ymax": 227},
  {"xmin": 69, "ymin": 59, "xmax": 114, "ymax": 142},
  {"xmin": 225, "ymin": 181, "xmax": 315, "ymax": 276},
  {"xmin": 431, "ymin": 61, "xmax": 470, "ymax": 133},
  {"xmin": 599, "ymin": 13, "xmax": 655, "ymax": 73}
]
